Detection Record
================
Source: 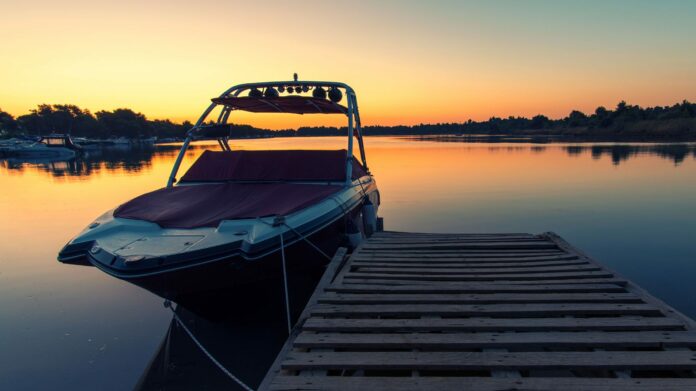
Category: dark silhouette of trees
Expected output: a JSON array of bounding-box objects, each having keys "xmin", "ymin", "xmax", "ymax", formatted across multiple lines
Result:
[
  {"xmin": 565, "ymin": 110, "xmax": 587, "ymax": 127},
  {"xmin": 4, "ymin": 100, "xmax": 696, "ymax": 140},
  {"xmin": 530, "ymin": 115, "xmax": 550, "ymax": 129},
  {"xmin": 16, "ymin": 104, "xmax": 102, "ymax": 137},
  {"xmin": 592, "ymin": 106, "xmax": 612, "ymax": 128},
  {"xmin": 0, "ymin": 108, "xmax": 18, "ymax": 133},
  {"xmin": 95, "ymin": 109, "xmax": 152, "ymax": 138}
]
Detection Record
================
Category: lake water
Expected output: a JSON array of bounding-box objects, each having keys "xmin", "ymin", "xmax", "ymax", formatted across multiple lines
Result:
[{"xmin": 1, "ymin": 136, "xmax": 696, "ymax": 390}]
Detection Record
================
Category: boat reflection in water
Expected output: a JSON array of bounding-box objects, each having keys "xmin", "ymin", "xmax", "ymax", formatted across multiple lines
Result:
[
  {"xmin": 135, "ymin": 266, "xmax": 322, "ymax": 391},
  {"xmin": 0, "ymin": 143, "xmax": 184, "ymax": 177},
  {"xmin": 3, "ymin": 138, "xmax": 694, "ymax": 178}
]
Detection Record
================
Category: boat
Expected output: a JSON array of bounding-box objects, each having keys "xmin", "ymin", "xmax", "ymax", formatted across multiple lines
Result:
[
  {"xmin": 72, "ymin": 137, "xmax": 103, "ymax": 150},
  {"xmin": 0, "ymin": 137, "xmax": 31, "ymax": 157},
  {"xmin": 1, "ymin": 134, "xmax": 81, "ymax": 159},
  {"xmin": 137, "ymin": 136, "xmax": 157, "ymax": 145},
  {"xmin": 58, "ymin": 77, "xmax": 380, "ymax": 303}
]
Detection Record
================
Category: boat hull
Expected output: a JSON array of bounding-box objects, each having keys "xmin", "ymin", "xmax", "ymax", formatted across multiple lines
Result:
[
  {"xmin": 59, "ymin": 167, "xmax": 380, "ymax": 307},
  {"xmin": 123, "ymin": 209, "xmax": 352, "ymax": 304},
  {"xmin": 63, "ymin": 185, "xmax": 379, "ymax": 306}
]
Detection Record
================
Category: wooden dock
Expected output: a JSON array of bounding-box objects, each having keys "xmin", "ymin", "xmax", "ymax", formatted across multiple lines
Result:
[{"xmin": 260, "ymin": 231, "xmax": 696, "ymax": 390}]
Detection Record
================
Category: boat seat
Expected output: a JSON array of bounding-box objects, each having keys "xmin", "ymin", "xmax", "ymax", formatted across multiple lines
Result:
[
  {"xmin": 179, "ymin": 149, "xmax": 367, "ymax": 183},
  {"xmin": 114, "ymin": 182, "xmax": 342, "ymax": 229}
]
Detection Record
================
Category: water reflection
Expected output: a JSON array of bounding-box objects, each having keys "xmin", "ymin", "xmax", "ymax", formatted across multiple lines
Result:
[
  {"xmin": 564, "ymin": 144, "xmax": 696, "ymax": 165},
  {"xmin": 135, "ymin": 305, "xmax": 284, "ymax": 391},
  {"xmin": 0, "ymin": 144, "xmax": 184, "ymax": 177},
  {"xmin": 2, "ymin": 140, "xmax": 695, "ymax": 179},
  {"xmin": 135, "ymin": 269, "xmax": 322, "ymax": 391},
  {"xmin": 406, "ymin": 135, "xmax": 696, "ymax": 166},
  {"xmin": 2, "ymin": 136, "xmax": 696, "ymax": 390},
  {"xmin": 580, "ymin": 144, "xmax": 696, "ymax": 165}
]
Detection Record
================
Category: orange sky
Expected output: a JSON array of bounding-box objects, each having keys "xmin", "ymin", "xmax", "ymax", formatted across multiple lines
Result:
[{"xmin": 1, "ymin": 1, "xmax": 695, "ymax": 129}]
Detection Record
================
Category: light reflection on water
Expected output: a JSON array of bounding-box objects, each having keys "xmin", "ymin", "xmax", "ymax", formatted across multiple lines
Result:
[
  {"xmin": 1, "ymin": 136, "xmax": 695, "ymax": 390},
  {"xmin": 2, "ymin": 140, "xmax": 695, "ymax": 179}
]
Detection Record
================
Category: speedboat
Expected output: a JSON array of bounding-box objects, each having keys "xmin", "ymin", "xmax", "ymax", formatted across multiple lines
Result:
[{"xmin": 58, "ymin": 77, "xmax": 380, "ymax": 303}]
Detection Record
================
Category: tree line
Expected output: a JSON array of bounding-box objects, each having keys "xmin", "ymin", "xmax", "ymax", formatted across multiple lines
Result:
[
  {"xmin": 0, "ymin": 105, "xmax": 185, "ymax": 139},
  {"xmin": 1, "ymin": 100, "xmax": 695, "ymax": 140},
  {"xmin": 295, "ymin": 100, "xmax": 696, "ymax": 139}
]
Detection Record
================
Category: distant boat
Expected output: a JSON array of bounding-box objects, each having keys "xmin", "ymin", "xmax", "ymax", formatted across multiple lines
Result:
[
  {"xmin": 58, "ymin": 77, "xmax": 380, "ymax": 303},
  {"xmin": 1, "ymin": 134, "xmax": 81, "ymax": 159},
  {"xmin": 138, "ymin": 136, "xmax": 157, "ymax": 145},
  {"xmin": 109, "ymin": 137, "xmax": 131, "ymax": 145},
  {"xmin": 72, "ymin": 137, "xmax": 104, "ymax": 150},
  {"xmin": 0, "ymin": 138, "xmax": 32, "ymax": 158}
]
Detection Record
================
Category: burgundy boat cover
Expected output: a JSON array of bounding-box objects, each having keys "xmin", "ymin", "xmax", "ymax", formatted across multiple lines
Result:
[
  {"xmin": 113, "ymin": 149, "xmax": 367, "ymax": 228},
  {"xmin": 113, "ymin": 183, "xmax": 342, "ymax": 229},
  {"xmin": 211, "ymin": 96, "xmax": 347, "ymax": 114},
  {"xmin": 180, "ymin": 150, "xmax": 367, "ymax": 183}
]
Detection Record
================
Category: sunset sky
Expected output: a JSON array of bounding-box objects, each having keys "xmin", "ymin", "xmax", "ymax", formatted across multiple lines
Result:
[{"xmin": 2, "ymin": 0, "xmax": 695, "ymax": 129}]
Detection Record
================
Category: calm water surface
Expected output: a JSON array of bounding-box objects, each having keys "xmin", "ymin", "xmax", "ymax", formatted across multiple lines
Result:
[{"xmin": 1, "ymin": 136, "xmax": 696, "ymax": 390}]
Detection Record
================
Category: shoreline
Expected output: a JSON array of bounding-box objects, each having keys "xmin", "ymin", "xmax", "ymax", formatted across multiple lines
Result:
[{"xmin": 4, "ymin": 133, "xmax": 696, "ymax": 144}]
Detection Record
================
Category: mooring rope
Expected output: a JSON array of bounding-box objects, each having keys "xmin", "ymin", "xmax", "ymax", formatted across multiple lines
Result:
[
  {"xmin": 278, "ymin": 232, "xmax": 292, "ymax": 335},
  {"xmin": 357, "ymin": 177, "xmax": 368, "ymax": 198},
  {"xmin": 275, "ymin": 221, "xmax": 333, "ymax": 334},
  {"xmin": 281, "ymin": 222, "xmax": 332, "ymax": 261},
  {"xmin": 257, "ymin": 217, "xmax": 333, "ymax": 336},
  {"xmin": 158, "ymin": 218, "xmax": 341, "ymax": 390},
  {"xmin": 163, "ymin": 300, "xmax": 255, "ymax": 391}
]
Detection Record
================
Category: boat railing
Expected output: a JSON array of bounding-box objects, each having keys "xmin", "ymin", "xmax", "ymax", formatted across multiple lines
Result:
[{"xmin": 167, "ymin": 78, "xmax": 368, "ymax": 188}]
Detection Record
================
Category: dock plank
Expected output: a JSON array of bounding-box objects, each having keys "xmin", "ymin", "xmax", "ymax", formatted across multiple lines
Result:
[
  {"xmin": 498, "ymin": 277, "xmax": 628, "ymax": 285},
  {"xmin": 360, "ymin": 244, "xmax": 558, "ymax": 251},
  {"xmin": 294, "ymin": 331, "xmax": 696, "ymax": 349},
  {"xmin": 354, "ymin": 250, "xmax": 564, "ymax": 257},
  {"xmin": 281, "ymin": 350, "xmax": 696, "ymax": 371},
  {"xmin": 341, "ymin": 276, "xmax": 627, "ymax": 285},
  {"xmin": 344, "ymin": 270, "xmax": 615, "ymax": 281},
  {"xmin": 269, "ymin": 376, "xmax": 696, "ymax": 391},
  {"xmin": 302, "ymin": 316, "xmax": 687, "ymax": 332},
  {"xmin": 328, "ymin": 282, "xmax": 628, "ymax": 293},
  {"xmin": 350, "ymin": 259, "xmax": 586, "ymax": 268},
  {"xmin": 365, "ymin": 237, "xmax": 548, "ymax": 243},
  {"xmin": 351, "ymin": 254, "xmax": 574, "ymax": 261},
  {"xmin": 369, "ymin": 232, "xmax": 536, "ymax": 239},
  {"xmin": 351, "ymin": 264, "xmax": 601, "ymax": 274},
  {"xmin": 318, "ymin": 292, "xmax": 642, "ymax": 304},
  {"xmin": 311, "ymin": 303, "xmax": 662, "ymax": 317}
]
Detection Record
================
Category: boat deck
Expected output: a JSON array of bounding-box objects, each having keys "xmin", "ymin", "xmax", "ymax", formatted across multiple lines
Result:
[{"xmin": 259, "ymin": 231, "xmax": 696, "ymax": 390}]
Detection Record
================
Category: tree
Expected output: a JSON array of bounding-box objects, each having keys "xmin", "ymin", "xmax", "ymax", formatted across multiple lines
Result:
[
  {"xmin": 615, "ymin": 100, "xmax": 628, "ymax": 114},
  {"xmin": 0, "ymin": 108, "xmax": 18, "ymax": 133},
  {"xmin": 15, "ymin": 104, "xmax": 102, "ymax": 136},
  {"xmin": 530, "ymin": 114, "xmax": 550, "ymax": 130},
  {"xmin": 593, "ymin": 106, "xmax": 612, "ymax": 128},
  {"xmin": 675, "ymin": 100, "xmax": 695, "ymax": 118},
  {"xmin": 487, "ymin": 117, "xmax": 502, "ymax": 132},
  {"xmin": 95, "ymin": 109, "xmax": 152, "ymax": 138},
  {"xmin": 565, "ymin": 110, "xmax": 587, "ymax": 127}
]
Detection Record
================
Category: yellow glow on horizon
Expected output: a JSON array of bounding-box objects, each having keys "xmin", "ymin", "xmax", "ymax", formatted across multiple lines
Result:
[{"xmin": 1, "ymin": 1, "xmax": 695, "ymax": 130}]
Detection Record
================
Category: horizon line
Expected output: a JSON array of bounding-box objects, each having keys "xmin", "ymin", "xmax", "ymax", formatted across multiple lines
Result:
[{"xmin": 2, "ymin": 98, "xmax": 694, "ymax": 131}]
